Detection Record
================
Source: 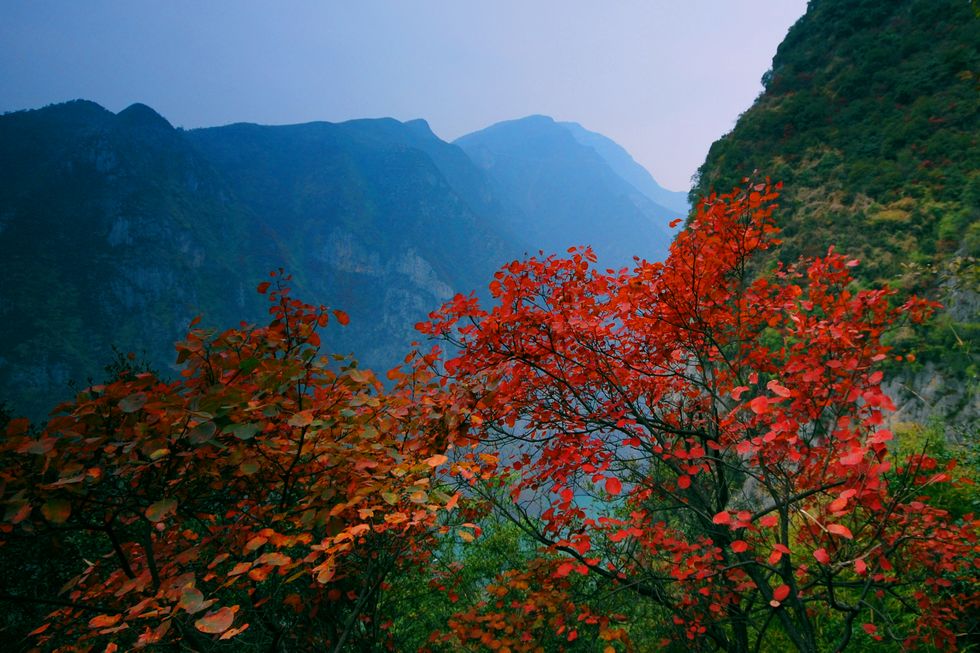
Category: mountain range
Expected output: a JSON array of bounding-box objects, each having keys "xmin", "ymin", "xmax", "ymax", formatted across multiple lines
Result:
[{"xmin": 0, "ymin": 102, "xmax": 685, "ymax": 419}]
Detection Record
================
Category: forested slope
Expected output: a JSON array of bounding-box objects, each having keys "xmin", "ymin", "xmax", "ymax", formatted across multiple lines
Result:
[{"xmin": 693, "ymin": 0, "xmax": 979, "ymax": 427}]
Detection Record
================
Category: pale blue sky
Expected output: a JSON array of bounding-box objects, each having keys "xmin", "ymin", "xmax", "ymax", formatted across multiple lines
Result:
[{"xmin": 0, "ymin": 1, "xmax": 808, "ymax": 190}]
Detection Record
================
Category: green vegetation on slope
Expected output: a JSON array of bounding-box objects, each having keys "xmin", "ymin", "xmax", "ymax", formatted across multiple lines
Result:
[{"xmin": 693, "ymin": 0, "xmax": 979, "ymax": 424}]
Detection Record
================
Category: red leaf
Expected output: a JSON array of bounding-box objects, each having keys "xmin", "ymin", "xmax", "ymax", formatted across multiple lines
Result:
[
  {"xmin": 862, "ymin": 623, "xmax": 877, "ymax": 635},
  {"xmin": 333, "ymin": 309, "xmax": 350, "ymax": 326},
  {"xmin": 749, "ymin": 396, "xmax": 770, "ymax": 415},
  {"xmin": 840, "ymin": 450, "xmax": 864, "ymax": 466},
  {"xmin": 605, "ymin": 477, "xmax": 622, "ymax": 496},
  {"xmin": 826, "ymin": 523, "xmax": 853, "ymax": 539},
  {"xmin": 828, "ymin": 496, "xmax": 849, "ymax": 512},
  {"xmin": 555, "ymin": 561, "xmax": 576, "ymax": 578},
  {"xmin": 731, "ymin": 540, "xmax": 749, "ymax": 553},
  {"xmin": 813, "ymin": 548, "xmax": 830, "ymax": 564},
  {"xmin": 773, "ymin": 584, "xmax": 790, "ymax": 602},
  {"xmin": 766, "ymin": 380, "xmax": 792, "ymax": 398},
  {"xmin": 256, "ymin": 281, "xmax": 271, "ymax": 294},
  {"xmin": 712, "ymin": 511, "xmax": 732, "ymax": 525},
  {"xmin": 677, "ymin": 475, "xmax": 691, "ymax": 489}
]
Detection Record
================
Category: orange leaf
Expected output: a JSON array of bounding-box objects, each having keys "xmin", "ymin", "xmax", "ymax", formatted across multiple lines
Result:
[
  {"xmin": 28, "ymin": 623, "xmax": 51, "ymax": 636},
  {"xmin": 288, "ymin": 410, "xmax": 314, "ymax": 427},
  {"xmin": 219, "ymin": 623, "xmax": 251, "ymax": 640},
  {"xmin": 445, "ymin": 492, "xmax": 460, "ymax": 511},
  {"xmin": 195, "ymin": 606, "xmax": 236, "ymax": 634},
  {"xmin": 424, "ymin": 454, "xmax": 449, "ymax": 467},
  {"xmin": 88, "ymin": 614, "xmax": 122, "ymax": 629}
]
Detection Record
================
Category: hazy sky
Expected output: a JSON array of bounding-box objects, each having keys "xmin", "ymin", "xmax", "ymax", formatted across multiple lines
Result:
[{"xmin": 0, "ymin": 1, "xmax": 808, "ymax": 191}]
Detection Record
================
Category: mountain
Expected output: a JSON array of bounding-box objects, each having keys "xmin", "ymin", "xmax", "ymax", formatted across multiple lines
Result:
[
  {"xmin": 0, "ymin": 102, "xmax": 674, "ymax": 420},
  {"xmin": 559, "ymin": 121, "xmax": 689, "ymax": 215},
  {"xmin": 184, "ymin": 118, "xmax": 515, "ymax": 367},
  {"xmin": 455, "ymin": 115, "xmax": 678, "ymax": 268},
  {"xmin": 692, "ymin": 0, "xmax": 979, "ymax": 427},
  {"xmin": 0, "ymin": 100, "xmax": 265, "ymax": 419}
]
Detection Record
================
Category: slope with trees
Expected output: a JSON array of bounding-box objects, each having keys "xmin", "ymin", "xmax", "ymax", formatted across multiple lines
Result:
[
  {"xmin": 4, "ymin": 185, "xmax": 974, "ymax": 651},
  {"xmin": 692, "ymin": 0, "xmax": 979, "ymax": 427}
]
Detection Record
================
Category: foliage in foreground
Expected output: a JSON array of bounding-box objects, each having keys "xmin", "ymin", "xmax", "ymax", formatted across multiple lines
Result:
[
  {"xmin": 1, "ymin": 185, "xmax": 977, "ymax": 652},
  {"xmin": 421, "ymin": 182, "xmax": 979, "ymax": 652},
  {"xmin": 0, "ymin": 273, "xmax": 480, "ymax": 651}
]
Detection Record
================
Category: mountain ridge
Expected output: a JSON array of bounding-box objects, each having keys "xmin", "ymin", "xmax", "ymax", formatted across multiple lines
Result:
[{"xmin": 455, "ymin": 115, "xmax": 677, "ymax": 267}]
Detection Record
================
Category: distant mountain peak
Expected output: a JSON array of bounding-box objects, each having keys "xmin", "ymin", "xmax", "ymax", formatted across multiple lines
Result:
[{"xmin": 116, "ymin": 103, "xmax": 173, "ymax": 130}]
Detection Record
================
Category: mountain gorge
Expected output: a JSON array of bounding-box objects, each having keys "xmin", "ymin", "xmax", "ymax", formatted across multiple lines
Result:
[{"xmin": 0, "ymin": 102, "xmax": 684, "ymax": 418}]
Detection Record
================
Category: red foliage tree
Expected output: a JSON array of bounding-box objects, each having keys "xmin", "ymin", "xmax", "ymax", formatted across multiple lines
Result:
[
  {"xmin": 421, "ymin": 183, "xmax": 979, "ymax": 652},
  {"xmin": 0, "ymin": 272, "xmax": 477, "ymax": 651}
]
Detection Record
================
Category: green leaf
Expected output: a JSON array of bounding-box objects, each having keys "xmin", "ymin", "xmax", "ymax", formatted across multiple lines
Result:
[
  {"xmin": 145, "ymin": 498, "xmax": 177, "ymax": 522},
  {"xmin": 226, "ymin": 423, "xmax": 260, "ymax": 440},
  {"xmin": 188, "ymin": 420, "xmax": 217, "ymax": 444},
  {"xmin": 239, "ymin": 460, "xmax": 260, "ymax": 475},
  {"xmin": 41, "ymin": 498, "xmax": 71, "ymax": 524},
  {"xmin": 178, "ymin": 586, "xmax": 212, "ymax": 615},
  {"xmin": 238, "ymin": 358, "xmax": 260, "ymax": 374},
  {"xmin": 119, "ymin": 393, "xmax": 147, "ymax": 413},
  {"xmin": 381, "ymin": 491, "xmax": 399, "ymax": 505}
]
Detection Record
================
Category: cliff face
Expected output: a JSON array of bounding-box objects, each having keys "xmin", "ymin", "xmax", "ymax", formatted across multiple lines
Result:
[
  {"xmin": 0, "ymin": 101, "xmax": 264, "ymax": 418},
  {"xmin": 692, "ymin": 0, "xmax": 979, "ymax": 430}
]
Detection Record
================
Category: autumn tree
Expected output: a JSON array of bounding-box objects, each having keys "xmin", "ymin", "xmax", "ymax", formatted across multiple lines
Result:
[
  {"xmin": 0, "ymin": 271, "xmax": 479, "ymax": 652},
  {"xmin": 420, "ymin": 183, "xmax": 979, "ymax": 652}
]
